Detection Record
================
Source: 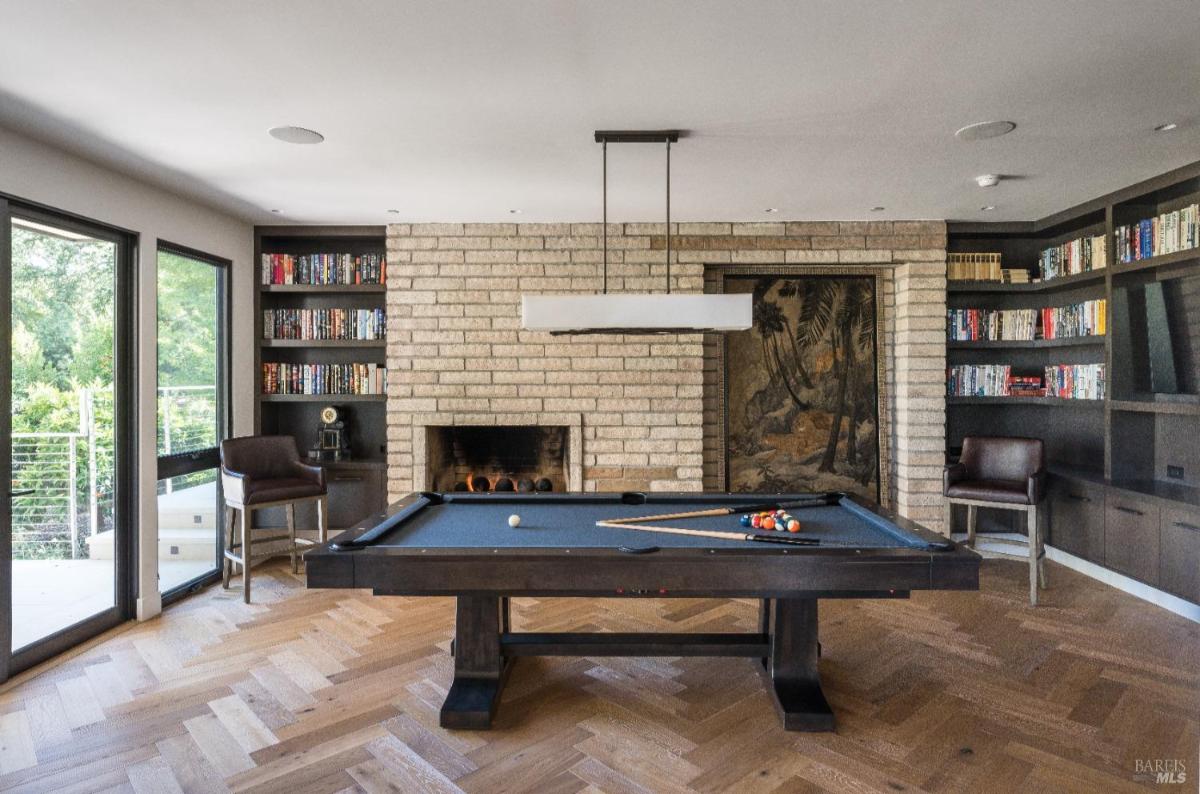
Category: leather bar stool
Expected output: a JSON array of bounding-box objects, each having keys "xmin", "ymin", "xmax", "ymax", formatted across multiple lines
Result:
[
  {"xmin": 220, "ymin": 435, "xmax": 328, "ymax": 603},
  {"xmin": 944, "ymin": 436, "xmax": 1047, "ymax": 605}
]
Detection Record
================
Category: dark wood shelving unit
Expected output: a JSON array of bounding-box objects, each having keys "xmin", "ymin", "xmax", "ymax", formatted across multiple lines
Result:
[
  {"xmin": 260, "ymin": 283, "xmax": 387, "ymax": 294},
  {"xmin": 947, "ymin": 336, "xmax": 1105, "ymax": 350},
  {"xmin": 261, "ymin": 339, "xmax": 386, "ymax": 349},
  {"xmin": 946, "ymin": 161, "xmax": 1200, "ymax": 604},
  {"xmin": 254, "ymin": 225, "xmax": 390, "ymax": 531},
  {"xmin": 946, "ymin": 396, "xmax": 1104, "ymax": 407},
  {"xmin": 946, "ymin": 267, "xmax": 1107, "ymax": 293}
]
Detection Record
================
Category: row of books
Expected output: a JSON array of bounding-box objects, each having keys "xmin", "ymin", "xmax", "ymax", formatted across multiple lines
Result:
[
  {"xmin": 1040, "ymin": 234, "xmax": 1106, "ymax": 282},
  {"xmin": 1114, "ymin": 203, "xmax": 1199, "ymax": 262},
  {"xmin": 261, "ymin": 363, "xmax": 388, "ymax": 395},
  {"xmin": 1044, "ymin": 364, "xmax": 1105, "ymax": 400},
  {"xmin": 261, "ymin": 253, "xmax": 386, "ymax": 286},
  {"xmin": 263, "ymin": 309, "xmax": 386, "ymax": 341},
  {"xmin": 1040, "ymin": 299, "xmax": 1106, "ymax": 339},
  {"xmin": 946, "ymin": 363, "xmax": 1105, "ymax": 399},
  {"xmin": 947, "ymin": 309, "xmax": 1037, "ymax": 341},
  {"xmin": 947, "ymin": 364, "xmax": 1012, "ymax": 397},
  {"xmin": 946, "ymin": 252, "xmax": 1001, "ymax": 281}
]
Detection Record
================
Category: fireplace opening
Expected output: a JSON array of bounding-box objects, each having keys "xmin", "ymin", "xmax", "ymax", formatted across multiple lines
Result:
[{"xmin": 425, "ymin": 426, "xmax": 568, "ymax": 493}]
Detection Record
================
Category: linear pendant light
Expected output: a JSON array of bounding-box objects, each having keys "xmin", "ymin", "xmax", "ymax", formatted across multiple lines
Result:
[{"xmin": 521, "ymin": 130, "xmax": 752, "ymax": 335}]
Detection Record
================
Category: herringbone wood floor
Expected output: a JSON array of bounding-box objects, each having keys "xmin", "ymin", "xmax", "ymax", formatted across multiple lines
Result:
[{"xmin": 0, "ymin": 559, "xmax": 1196, "ymax": 793}]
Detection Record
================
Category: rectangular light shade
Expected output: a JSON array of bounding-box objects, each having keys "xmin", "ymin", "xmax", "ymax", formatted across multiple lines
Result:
[{"xmin": 521, "ymin": 293, "xmax": 753, "ymax": 334}]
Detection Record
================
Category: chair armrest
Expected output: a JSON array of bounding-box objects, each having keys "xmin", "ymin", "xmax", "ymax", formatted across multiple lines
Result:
[
  {"xmin": 943, "ymin": 463, "xmax": 968, "ymax": 495},
  {"xmin": 1027, "ymin": 470, "xmax": 1047, "ymax": 504},
  {"xmin": 293, "ymin": 461, "xmax": 327, "ymax": 490},
  {"xmin": 220, "ymin": 467, "xmax": 247, "ymax": 505}
]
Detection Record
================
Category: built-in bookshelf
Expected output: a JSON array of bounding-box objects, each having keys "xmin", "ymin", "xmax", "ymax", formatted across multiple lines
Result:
[
  {"xmin": 253, "ymin": 226, "xmax": 389, "ymax": 530},
  {"xmin": 946, "ymin": 161, "xmax": 1200, "ymax": 604}
]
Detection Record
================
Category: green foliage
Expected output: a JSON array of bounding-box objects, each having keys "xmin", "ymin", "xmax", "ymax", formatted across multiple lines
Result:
[{"xmin": 9, "ymin": 230, "xmax": 218, "ymax": 559}]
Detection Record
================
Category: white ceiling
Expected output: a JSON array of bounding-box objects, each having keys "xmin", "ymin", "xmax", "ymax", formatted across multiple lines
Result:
[{"xmin": 1, "ymin": 0, "xmax": 1198, "ymax": 225}]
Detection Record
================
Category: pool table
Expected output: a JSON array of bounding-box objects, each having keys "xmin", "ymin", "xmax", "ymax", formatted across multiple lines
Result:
[{"xmin": 306, "ymin": 491, "xmax": 979, "ymax": 731}]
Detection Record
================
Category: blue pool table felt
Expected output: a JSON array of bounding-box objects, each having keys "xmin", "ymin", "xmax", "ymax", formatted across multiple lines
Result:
[{"xmin": 365, "ymin": 498, "xmax": 926, "ymax": 550}]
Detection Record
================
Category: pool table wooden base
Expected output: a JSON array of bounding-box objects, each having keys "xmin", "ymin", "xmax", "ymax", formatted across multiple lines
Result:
[{"xmin": 440, "ymin": 594, "xmax": 844, "ymax": 732}]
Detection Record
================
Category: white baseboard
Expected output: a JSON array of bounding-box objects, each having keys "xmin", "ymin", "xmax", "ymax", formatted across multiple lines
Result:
[{"xmin": 952, "ymin": 532, "xmax": 1200, "ymax": 623}]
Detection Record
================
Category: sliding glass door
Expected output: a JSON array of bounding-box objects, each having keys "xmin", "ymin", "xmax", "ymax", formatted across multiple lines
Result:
[
  {"xmin": 156, "ymin": 243, "xmax": 229, "ymax": 598},
  {"xmin": 1, "ymin": 198, "xmax": 135, "ymax": 678}
]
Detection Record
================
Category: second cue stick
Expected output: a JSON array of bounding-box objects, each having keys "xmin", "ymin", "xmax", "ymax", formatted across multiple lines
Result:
[
  {"xmin": 596, "ymin": 520, "xmax": 819, "ymax": 546},
  {"xmin": 598, "ymin": 494, "xmax": 839, "ymax": 526}
]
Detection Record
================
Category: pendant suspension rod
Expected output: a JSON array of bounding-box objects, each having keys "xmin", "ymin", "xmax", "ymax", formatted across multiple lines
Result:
[
  {"xmin": 665, "ymin": 139, "xmax": 671, "ymax": 294},
  {"xmin": 602, "ymin": 140, "xmax": 608, "ymax": 294}
]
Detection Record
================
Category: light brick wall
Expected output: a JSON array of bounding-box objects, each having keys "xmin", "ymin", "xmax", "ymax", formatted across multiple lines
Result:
[{"xmin": 386, "ymin": 221, "xmax": 948, "ymax": 530}]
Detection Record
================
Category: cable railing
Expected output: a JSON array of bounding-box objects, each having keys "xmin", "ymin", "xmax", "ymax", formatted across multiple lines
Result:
[{"xmin": 11, "ymin": 385, "xmax": 216, "ymax": 559}]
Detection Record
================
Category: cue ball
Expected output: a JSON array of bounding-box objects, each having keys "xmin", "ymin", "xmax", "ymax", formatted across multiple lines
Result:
[{"xmin": 508, "ymin": 514, "xmax": 521, "ymax": 528}]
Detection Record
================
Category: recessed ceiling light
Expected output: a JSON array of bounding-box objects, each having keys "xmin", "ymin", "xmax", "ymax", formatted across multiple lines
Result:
[
  {"xmin": 386, "ymin": 209, "xmax": 400, "ymax": 214},
  {"xmin": 268, "ymin": 126, "xmax": 325, "ymax": 144},
  {"xmin": 955, "ymin": 121, "xmax": 1016, "ymax": 142},
  {"xmin": 975, "ymin": 174, "xmax": 1000, "ymax": 188},
  {"xmin": 981, "ymin": 205, "xmax": 997, "ymax": 211},
  {"xmin": 764, "ymin": 208, "xmax": 779, "ymax": 213},
  {"xmin": 270, "ymin": 209, "xmax": 282, "ymax": 214},
  {"xmin": 870, "ymin": 206, "xmax": 886, "ymax": 212},
  {"xmin": 509, "ymin": 209, "xmax": 522, "ymax": 214},
  {"xmin": 1154, "ymin": 122, "xmax": 1178, "ymax": 132}
]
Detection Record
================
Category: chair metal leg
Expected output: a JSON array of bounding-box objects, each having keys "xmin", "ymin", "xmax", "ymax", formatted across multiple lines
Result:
[
  {"xmin": 1037, "ymin": 505, "xmax": 1047, "ymax": 589},
  {"xmin": 317, "ymin": 495, "xmax": 328, "ymax": 544},
  {"xmin": 222, "ymin": 506, "xmax": 234, "ymax": 589},
  {"xmin": 286, "ymin": 502, "xmax": 298, "ymax": 574},
  {"xmin": 1026, "ymin": 507, "xmax": 1038, "ymax": 606},
  {"xmin": 966, "ymin": 505, "xmax": 978, "ymax": 548},
  {"xmin": 943, "ymin": 499, "xmax": 953, "ymax": 539},
  {"xmin": 240, "ymin": 506, "xmax": 252, "ymax": 604}
]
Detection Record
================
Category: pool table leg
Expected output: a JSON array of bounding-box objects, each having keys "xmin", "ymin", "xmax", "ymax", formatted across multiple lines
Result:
[
  {"xmin": 764, "ymin": 598, "xmax": 835, "ymax": 731},
  {"xmin": 440, "ymin": 595, "xmax": 513, "ymax": 730}
]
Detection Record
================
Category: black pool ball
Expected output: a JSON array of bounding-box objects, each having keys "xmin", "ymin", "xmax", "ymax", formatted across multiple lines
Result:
[
  {"xmin": 494, "ymin": 477, "xmax": 515, "ymax": 492},
  {"xmin": 535, "ymin": 478, "xmax": 553, "ymax": 492},
  {"xmin": 471, "ymin": 476, "xmax": 491, "ymax": 493},
  {"xmin": 517, "ymin": 478, "xmax": 535, "ymax": 493}
]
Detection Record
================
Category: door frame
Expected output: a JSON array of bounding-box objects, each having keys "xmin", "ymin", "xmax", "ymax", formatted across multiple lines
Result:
[
  {"xmin": 1, "ymin": 195, "xmax": 139, "ymax": 680},
  {"xmin": 156, "ymin": 240, "xmax": 232, "ymax": 605}
]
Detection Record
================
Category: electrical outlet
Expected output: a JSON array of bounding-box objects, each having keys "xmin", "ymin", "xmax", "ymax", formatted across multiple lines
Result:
[{"xmin": 1167, "ymin": 465, "xmax": 1184, "ymax": 480}]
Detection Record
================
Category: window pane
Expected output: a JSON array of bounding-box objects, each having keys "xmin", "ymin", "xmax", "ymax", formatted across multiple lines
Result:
[
  {"xmin": 10, "ymin": 218, "xmax": 117, "ymax": 650},
  {"xmin": 157, "ymin": 471, "xmax": 220, "ymax": 592},
  {"xmin": 157, "ymin": 251, "xmax": 218, "ymax": 457}
]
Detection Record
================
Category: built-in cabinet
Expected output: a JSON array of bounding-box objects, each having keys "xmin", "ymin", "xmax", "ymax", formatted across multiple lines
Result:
[
  {"xmin": 1047, "ymin": 472, "xmax": 1199, "ymax": 601},
  {"xmin": 949, "ymin": 161, "xmax": 1200, "ymax": 605}
]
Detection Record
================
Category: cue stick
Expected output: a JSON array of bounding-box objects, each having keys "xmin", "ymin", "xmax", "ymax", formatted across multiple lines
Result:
[
  {"xmin": 596, "ymin": 520, "xmax": 820, "ymax": 546},
  {"xmin": 598, "ymin": 493, "xmax": 840, "ymax": 526}
]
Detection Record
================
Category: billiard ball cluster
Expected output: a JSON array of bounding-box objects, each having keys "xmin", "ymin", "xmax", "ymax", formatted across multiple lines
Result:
[{"xmin": 740, "ymin": 510, "xmax": 801, "ymax": 533}]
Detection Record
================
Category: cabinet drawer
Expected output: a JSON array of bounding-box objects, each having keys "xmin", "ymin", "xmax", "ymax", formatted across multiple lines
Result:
[
  {"xmin": 324, "ymin": 469, "xmax": 385, "ymax": 529},
  {"xmin": 1047, "ymin": 478, "xmax": 1105, "ymax": 562},
  {"xmin": 1104, "ymin": 495, "xmax": 1161, "ymax": 585},
  {"xmin": 1160, "ymin": 507, "xmax": 1200, "ymax": 604}
]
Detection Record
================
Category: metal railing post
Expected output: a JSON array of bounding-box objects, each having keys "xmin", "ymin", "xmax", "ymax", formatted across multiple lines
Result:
[
  {"xmin": 85, "ymin": 389, "xmax": 99, "ymax": 538},
  {"xmin": 68, "ymin": 435, "xmax": 79, "ymax": 559}
]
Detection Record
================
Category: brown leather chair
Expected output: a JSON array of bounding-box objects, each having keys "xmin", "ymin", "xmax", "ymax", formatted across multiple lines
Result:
[
  {"xmin": 944, "ymin": 436, "xmax": 1047, "ymax": 605},
  {"xmin": 220, "ymin": 435, "xmax": 327, "ymax": 603}
]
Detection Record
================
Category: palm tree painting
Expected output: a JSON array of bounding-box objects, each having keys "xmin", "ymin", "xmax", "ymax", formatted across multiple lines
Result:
[{"xmin": 724, "ymin": 275, "xmax": 880, "ymax": 499}]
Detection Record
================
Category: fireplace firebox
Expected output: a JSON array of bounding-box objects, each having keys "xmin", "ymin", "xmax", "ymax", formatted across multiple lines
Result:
[{"xmin": 424, "ymin": 426, "xmax": 569, "ymax": 493}]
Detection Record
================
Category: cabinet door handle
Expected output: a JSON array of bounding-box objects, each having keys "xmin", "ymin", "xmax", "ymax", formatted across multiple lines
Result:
[
  {"xmin": 332, "ymin": 476, "xmax": 364, "ymax": 482},
  {"xmin": 1067, "ymin": 493, "xmax": 1091, "ymax": 502},
  {"xmin": 1114, "ymin": 505, "xmax": 1143, "ymax": 516},
  {"xmin": 1174, "ymin": 521, "xmax": 1200, "ymax": 532}
]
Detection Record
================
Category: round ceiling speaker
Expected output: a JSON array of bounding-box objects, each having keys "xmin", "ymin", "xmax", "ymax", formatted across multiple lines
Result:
[
  {"xmin": 955, "ymin": 121, "xmax": 1016, "ymax": 142},
  {"xmin": 268, "ymin": 126, "xmax": 325, "ymax": 144}
]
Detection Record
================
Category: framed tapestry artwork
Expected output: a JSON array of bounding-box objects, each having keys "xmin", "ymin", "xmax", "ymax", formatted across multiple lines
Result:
[{"xmin": 721, "ymin": 268, "xmax": 889, "ymax": 504}]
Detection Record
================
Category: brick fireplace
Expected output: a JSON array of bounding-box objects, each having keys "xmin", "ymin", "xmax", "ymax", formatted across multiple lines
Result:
[{"xmin": 385, "ymin": 221, "xmax": 949, "ymax": 531}]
